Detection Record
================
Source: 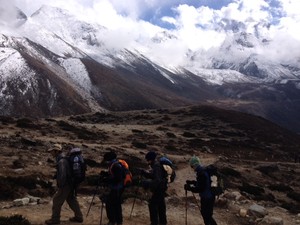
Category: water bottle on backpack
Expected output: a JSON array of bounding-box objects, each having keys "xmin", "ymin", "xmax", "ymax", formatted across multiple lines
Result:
[{"xmin": 68, "ymin": 148, "xmax": 86, "ymax": 186}]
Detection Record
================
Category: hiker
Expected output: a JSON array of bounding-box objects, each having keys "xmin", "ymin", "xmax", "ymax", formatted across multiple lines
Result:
[
  {"xmin": 101, "ymin": 151, "xmax": 125, "ymax": 225},
  {"xmin": 45, "ymin": 144, "xmax": 83, "ymax": 225},
  {"xmin": 184, "ymin": 156, "xmax": 218, "ymax": 225},
  {"xmin": 140, "ymin": 151, "xmax": 168, "ymax": 225}
]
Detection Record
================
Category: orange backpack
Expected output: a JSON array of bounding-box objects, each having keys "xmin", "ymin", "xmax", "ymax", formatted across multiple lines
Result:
[{"xmin": 110, "ymin": 159, "xmax": 133, "ymax": 187}]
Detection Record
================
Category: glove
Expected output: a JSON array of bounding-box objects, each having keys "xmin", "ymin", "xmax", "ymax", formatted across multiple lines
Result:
[
  {"xmin": 184, "ymin": 184, "xmax": 192, "ymax": 191},
  {"xmin": 186, "ymin": 180, "xmax": 196, "ymax": 185}
]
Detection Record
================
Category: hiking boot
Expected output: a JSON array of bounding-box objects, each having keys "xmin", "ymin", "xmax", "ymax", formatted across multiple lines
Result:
[
  {"xmin": 45, "ymin": 219, "xmax": 60, "ymax": 225},
  {"xmin": 69, "ymin": 217, "xmax": 83, "ymax": 223}
]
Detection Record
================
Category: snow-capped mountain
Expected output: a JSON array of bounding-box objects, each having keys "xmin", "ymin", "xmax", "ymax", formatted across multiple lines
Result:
[{"xmin": 1, "ymin": 5, "xmax": 300, "ymax": 133}]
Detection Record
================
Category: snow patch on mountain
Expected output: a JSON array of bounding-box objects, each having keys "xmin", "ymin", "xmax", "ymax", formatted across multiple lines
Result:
[
  {"xmin": 57, "ymin": 57, "xmax": 103, "ymax": 112},
  {"xmin": 59, "ymin": 58, "xmax": 92, "ymax": 92},
  {"xmin": 185, "ymin": 67, "xmax": 255, "ymax": 85},
  {"xmin": 0, "ymin": 47, "xmax": 37, "ymax": 104},
  {"xmin": 0, "ymin": 47, "xmax": 35, "ymax": 81}
]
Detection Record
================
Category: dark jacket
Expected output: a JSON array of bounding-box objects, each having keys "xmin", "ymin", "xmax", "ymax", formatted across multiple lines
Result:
[
  {"xmin": 190, "ymin": 165, "xmax": 213, "ymax": 199},
  {"xmin": 143, "ymin": 161, "xmax": 168, "ymax": 193},
  {"xmin": 108, "ymin": 159, "xmax": 124, "ymax": 190},
  {"xmin": 56, "ymin": 153, "xmax": 71, "ymax": 188}
]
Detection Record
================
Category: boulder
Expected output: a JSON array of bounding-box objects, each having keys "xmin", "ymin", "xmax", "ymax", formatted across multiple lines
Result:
[
  {"xmin": 13, "ymin": 197, "xmax": 30, "ymax": 206},
  {"xmin": 248, "ymin": 204, "xmax": 268, "ymax": 218}
]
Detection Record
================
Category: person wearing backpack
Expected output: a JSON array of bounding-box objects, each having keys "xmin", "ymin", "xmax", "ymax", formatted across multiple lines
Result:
[
  {"xmin": 102, "ymin": 151, "xmax": 125, "ymax": 225},
  {"xmin": 140, "ymin": 151, "xmax": 168, "ymax": 225},
  {"xmin": 45, "ymin": 144, "xmax": 83, "ymax": 225},
  {"xmin": 67, "ymin": 147, "xmax": 86, "ymax": 195},
  {"xmin": 184, "ymin": 156, "xmax": 218, "ymax": 225}
]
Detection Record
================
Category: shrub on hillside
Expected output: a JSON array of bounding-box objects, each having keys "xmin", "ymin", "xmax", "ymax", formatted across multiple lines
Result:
[{"xmin": 0, "ymin": 215, "xmax": 31, "ymax": 225}]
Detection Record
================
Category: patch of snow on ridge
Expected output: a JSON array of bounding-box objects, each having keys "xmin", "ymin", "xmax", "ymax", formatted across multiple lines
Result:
[
  {"xmin": 159, "ymin": 69, "xmax": 175, "ymax": 84},
  {"xmin": 60, "ymin": 58, "xmax": 92, "ymax": 92},
  {"xmin": 58, "ymin": 58, "xmax": 103, "ymax": 112},
  {"xmin": 0, "ymin": 47, "xmax": 35, "ymax": 81},
  {"xmin": 20, "ymin": 20, "xmax": 85, "ymax": 58},
  {"xmin": 0, "ymin": 48, "xmax": 24, "ymax": 79},
  {"xmin": 22, "ymin": 5, "xmax": 106, "ymax": 59},
  {"xmin": 188, "ymin": 67, "xmax": 256, "ymax": 85},
  {"xmin": 0, "ymin": 47, "xmax": 37, "ymax": 100}
]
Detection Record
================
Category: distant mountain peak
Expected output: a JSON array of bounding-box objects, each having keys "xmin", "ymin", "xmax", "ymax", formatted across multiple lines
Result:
[{"xmin": 31, "ymin": 5, "xmax": 70, "ymax": 18}]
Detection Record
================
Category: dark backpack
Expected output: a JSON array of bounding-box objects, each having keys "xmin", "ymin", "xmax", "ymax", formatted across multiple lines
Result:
[
  {"xmin": 159, "ymin": 156, "xmax": 176, "ymax": 183},
  {"xmin": 205, "ymin": 164, "xmax": 224, "ymax": 196},
  {"xmin": 68, "ymin": 148, "xmax": 86, "ymax": 186}
]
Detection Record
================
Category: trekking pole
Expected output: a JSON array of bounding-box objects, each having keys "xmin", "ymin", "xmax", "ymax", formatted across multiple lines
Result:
[
  {"xmin": 99, "ymin": 200, "xmax": 104, "ymax": 225},
  {"xmin": 192, "ymin": 192, "xmax": 201, "ymax": 211},
  {"xmin": 185, "ymin": 189, "xmax": 188, "ymax": 225},
  {"xmin": 129, "ymin": 175, "xmax": 141, "ymax": 219},
  {"xmin": 86, "ymin": 181, "xmax": 100, "ymax": 217}
]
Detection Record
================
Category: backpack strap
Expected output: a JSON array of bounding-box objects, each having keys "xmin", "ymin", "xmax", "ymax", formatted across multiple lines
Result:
[
  {"xmin": 109, "ymin": 159, "xmax": 120, "ymax": 176},
  {"xmin": 108, "ymin": 159, "xmax": 124, "ymax": 188}
]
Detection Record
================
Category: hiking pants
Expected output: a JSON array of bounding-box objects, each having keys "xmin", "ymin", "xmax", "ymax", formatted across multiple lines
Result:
[
  {"xmin": 148, "ymin": 191, "xmax": 167, "ymax": 225},
  {"xmin": 200, "ymin": 196, "xmax": 217, "ymax": 225},
  {"xmin": 51, "ymin": 184, "xmax": 83, "ymax": 221},
  {"xmin": 106, "ymin": 189, "xmax": 123, "ymax": 224}
]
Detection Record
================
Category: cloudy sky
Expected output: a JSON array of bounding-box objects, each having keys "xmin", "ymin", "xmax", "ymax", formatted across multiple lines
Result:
[
  {"xmin": 13, "ymin": 0, "xmax": 300, "ymax": 44},
  {"xmin": 1, "ymin": 0, "xmax": 300, "ymax": 66}
]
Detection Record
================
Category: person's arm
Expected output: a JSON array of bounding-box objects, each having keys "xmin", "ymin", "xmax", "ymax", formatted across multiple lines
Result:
[
  {"xmin": 141, "ymin": 169, "xmax": 154, "ymax": 179},
  {"xmin": 185, "ymin": 171, "xmax": 206, "ymax": 193},
  {"xmin": 148, "ymin": 163, "xmax": 164, "ymax": 191},
  {"xmin": 194, "ymin": 170, "xmax": 207, "ymax": 193}
]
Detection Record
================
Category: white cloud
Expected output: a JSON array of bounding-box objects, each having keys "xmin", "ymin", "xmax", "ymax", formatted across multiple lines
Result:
[
  {"xmin": 281, "ymin": 0, "xmax": 300, "ymax": 18},
  {"xmin": 221, "ymin": 0, "xmax": 270, "ymax": 22},
  {"xmin": 0, "ymin": 0, "xmax": 18, "ymax": 26},
  {"xmin": 4, "ymin": 0, "xmax": 299, "ymax": 66},
  {"xmin": 162, "ymin": 5, "xmax": 226, "ymax": 50}
]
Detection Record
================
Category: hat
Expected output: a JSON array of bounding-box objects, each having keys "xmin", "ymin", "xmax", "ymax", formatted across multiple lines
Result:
[
  {"xmin": 48, "ymin": 144, "xmax": 62, "ymax": 152},
  {"xmin": 145, "ymin": 151, "xmax": 157, "ymax": 161},
  {"xmin": 69, "ymin": 147, "xmax": 81, "ymax": 154},
  {"xmin": 103, "ymin": 151, "xmax": 117, "ymax": 161},
  {"xmin": 189, "ymin": 156, "xmax": 200, "ymax": 167}
]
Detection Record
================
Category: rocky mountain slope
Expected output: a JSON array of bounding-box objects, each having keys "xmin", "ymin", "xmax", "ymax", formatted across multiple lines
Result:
[
  {"xmin": 1, "ymin": 5, "xmax": 300, "ymax": 133},
  {"xmin": 0, "ymin": 105, "xmax": 299, "ymax": 224}
]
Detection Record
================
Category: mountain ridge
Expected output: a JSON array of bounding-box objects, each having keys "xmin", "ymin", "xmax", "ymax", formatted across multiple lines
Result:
[{"xmin": 1, "ymin": 5, "xmax": 300, "ymax": 133}]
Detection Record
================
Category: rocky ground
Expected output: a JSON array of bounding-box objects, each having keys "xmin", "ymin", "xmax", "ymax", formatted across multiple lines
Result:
[{"xmin": 0, "ymin": 105, "xmax": 300, "ymax": 225}]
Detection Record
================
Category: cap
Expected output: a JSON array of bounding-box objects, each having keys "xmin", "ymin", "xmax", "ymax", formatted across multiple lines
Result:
[
  {"xmin": 103, "ymin": 151, "xmax": 117, "ymax": 161},
  {"xmin": 189, "ymin": 156, "xmax": 200, "ymax": 167},
  {"xmin": 48, "ymin": 143, "xmax": 62, "ymax": 152},
  {"xmin": 69, "ymin": 147, "xmax": 81, "ymax": 154},
  {"xmin": 145, "ymin": 151, "xmax": 157, "ymax": 161}
]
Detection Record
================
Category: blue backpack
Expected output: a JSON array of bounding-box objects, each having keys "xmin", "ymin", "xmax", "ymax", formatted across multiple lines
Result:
[
  {"xmin": 68, "ymin": 148, "xmax": 86, "ymax": 186},
  {"xmin": 159, "ymin": 156, "xmax": 176, "ymax": 183}
]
